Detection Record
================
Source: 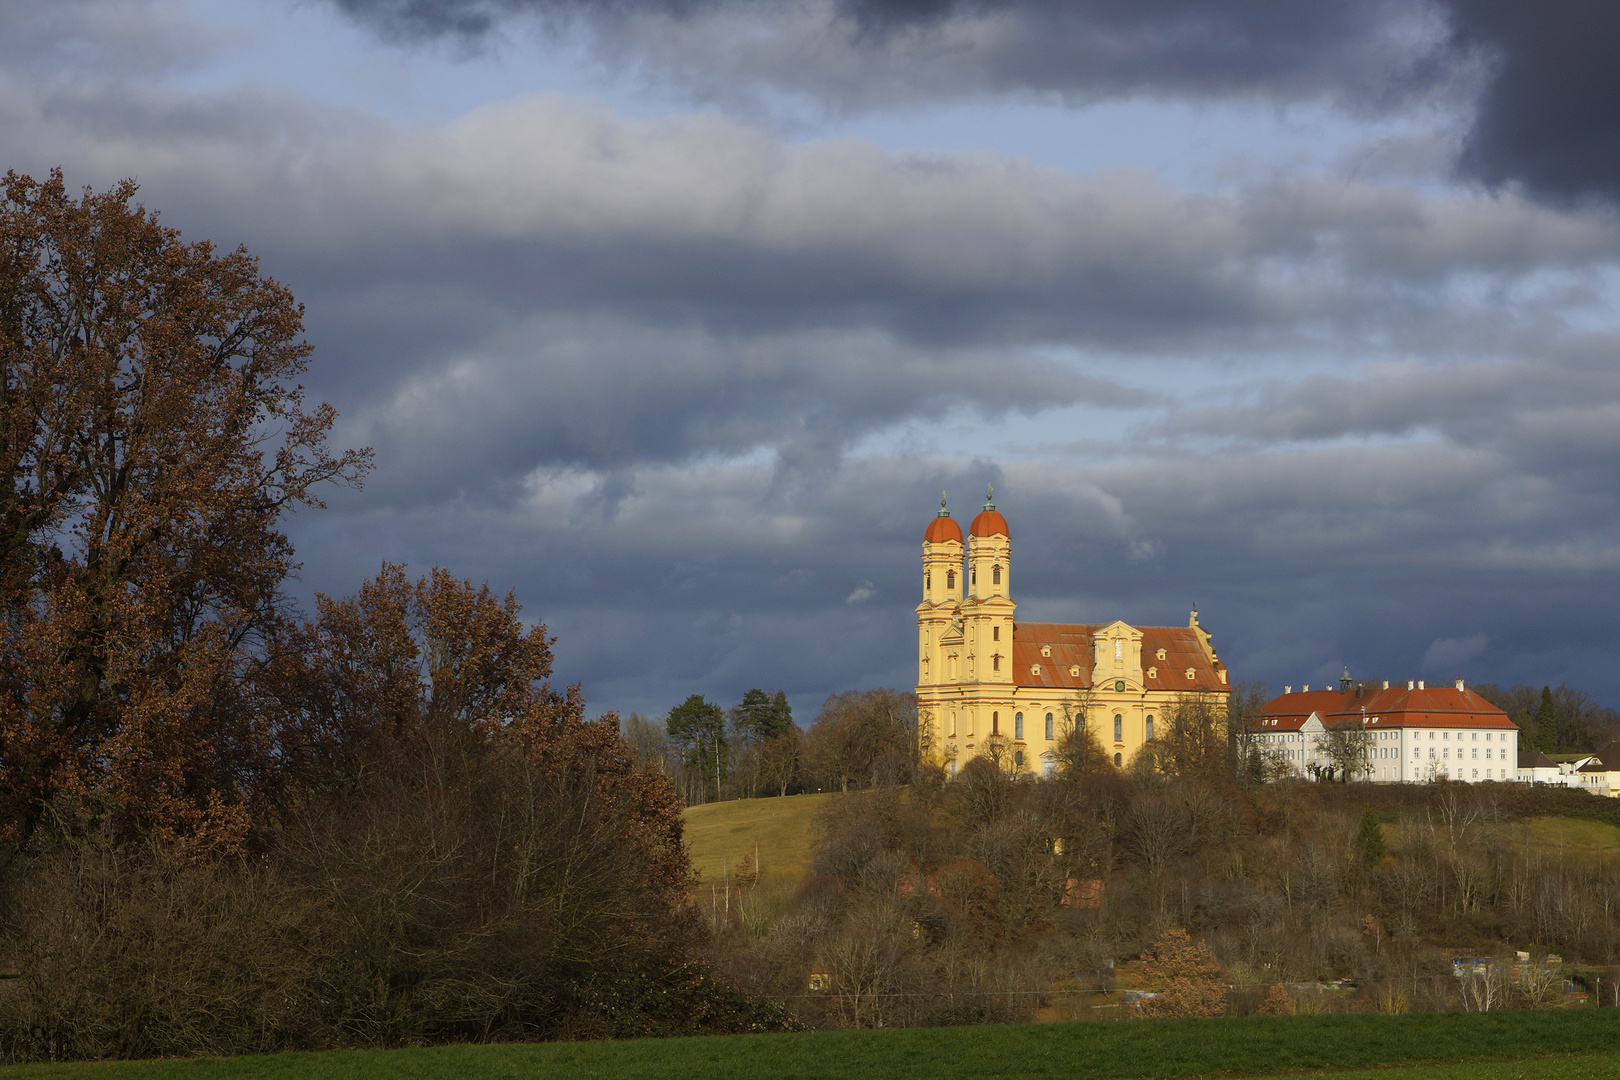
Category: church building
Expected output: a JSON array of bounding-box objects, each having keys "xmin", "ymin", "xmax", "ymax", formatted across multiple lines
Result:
[{"xmin": 915, "ymin": 492, "xmax": 1228, "ymax": 775}]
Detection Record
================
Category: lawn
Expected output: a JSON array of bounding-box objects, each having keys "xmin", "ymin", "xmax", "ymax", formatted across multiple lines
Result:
[
  {"xmin": 5, "ymin": 1008, "xmax": 1617, "ymax": 1080},
  {"xmin": 681, "ymin": 791, "xmax": 835, "ymax": 890},
  {"xmin": 1517, "ymin": 816, "xmax": 1620, "ymax": 857}
]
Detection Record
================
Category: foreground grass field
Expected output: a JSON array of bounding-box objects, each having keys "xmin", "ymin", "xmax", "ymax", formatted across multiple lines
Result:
[
  {"xmin": 681, "ymin": 791, "xmax": 834, "ymax": 890},
  {"xmin": 5, "ymin": 1008, "xmax": 1617, "ymax": 1080}
]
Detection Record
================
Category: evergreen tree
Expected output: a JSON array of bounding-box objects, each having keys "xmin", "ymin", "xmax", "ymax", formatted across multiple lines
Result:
[
  {"xmin": 733, "ymin": 688, "xmax": 793, "ymax": 743},
  {"xmin": 1536, "ymin": 686, "xmax": 1558, "ymax": 754},
  {"xmin": 1358, "ymin": 810, "xmax": 1387, "ymax": 867},
  {"xmin": 666, "ymin": 695, "xmax": 728, "ymax": 802}
]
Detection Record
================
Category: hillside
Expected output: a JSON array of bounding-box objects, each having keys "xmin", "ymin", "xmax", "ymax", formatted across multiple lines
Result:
[{"xmin": 682, "ymin": 792, "xmax": 836, "ymax": 891}]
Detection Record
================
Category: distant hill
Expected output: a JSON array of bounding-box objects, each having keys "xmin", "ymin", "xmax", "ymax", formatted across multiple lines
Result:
[{"xmin": 682, "ymin": 793, "xmax": 835, "ymax": 891}]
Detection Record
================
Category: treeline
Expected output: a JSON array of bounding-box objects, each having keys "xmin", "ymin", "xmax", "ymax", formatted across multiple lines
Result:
[
  {"xmin": 1473, "ymin": 684, "xmax": 1620, "ymax": 755},
  {"xmin": 624, "ymin": 688, "xmax": 919, "ymax": 805},
  {"xmin": 705, "ymin": 713, "xmax": 1620, "ymax": 1029},
  {"xmin": 0, "ymin": 172, "xmax": 791, "ymax": 1063}
]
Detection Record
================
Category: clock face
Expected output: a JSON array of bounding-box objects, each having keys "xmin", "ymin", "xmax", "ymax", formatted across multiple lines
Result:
[{"xmin": 1115, "ymin": 680, "xmax": 1126, "ymax": 693}]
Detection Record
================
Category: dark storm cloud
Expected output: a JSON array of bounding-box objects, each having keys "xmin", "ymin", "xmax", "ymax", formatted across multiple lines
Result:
[
  {"xmin": 328, "ymin": 0, "xmax": 1620, "ymax": 207},
  {"xmin": 1445, "ymin": 1, "xmax": 1620, "ymax": 205},
  {"xmin": 331, "ymin": 0, "xmax": 1450, "ymax": 107}
]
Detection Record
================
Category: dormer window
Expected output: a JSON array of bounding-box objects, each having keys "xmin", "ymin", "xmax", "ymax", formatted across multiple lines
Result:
[
  {"xmin": 1031, "ymin": 664, "xmax": 1042, "ymax": 677},
  {"xmin": 1069, "ymin": 664, "xmax": 1080, "ymax": 677},
  {"xmin": 1041, "ymin": 645, "xmax": 1051, "ymax": 657},
  {"xmin": 1156, "ymin": 648, "xmax": 1167, "ymax": 661},
  {"xmin": 1148, "ymin": 666, "xmax": 1157, "ymax": 679},
  {"xmin": 1185, "ymin": 668, "xmax": 1195, "ymax": 680}
]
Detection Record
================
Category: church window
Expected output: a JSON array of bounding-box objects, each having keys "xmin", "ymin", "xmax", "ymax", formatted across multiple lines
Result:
[
  {"xmin": 925, "ymin": 572, "xmax": 931, "ymax": 590},
  {"xmin": 992, "ymin": 654, "xmax": 1001, "ymax": 671},
  {"xmin": 1114, "ymin": 752, "xmax": 1122, "ymax": 767},
  {"xmin": 971, "ymin": 567, "xmax": 977, "ymax": 586},
  {"xmin": 1145, "ymin": 715, "xmax": 1154, "ymax": 741},
  {"xmin": 946, "ymin": 570, "xmax": 955, "ymax": 589},
  {"xmin": 992, "ymin": 626, "xmax": 1000, "ymax": 641},
  {"xmin": 949, "ymin": 712, "xmax": 957, "ymax": 738},
  {"xmin": 1015, "ymin": 712, "xmax": 1024, "ymax": 739},
  {"xmin": 993, "ymin": 565, "xmax": 1001, "ymax": 585},
  {"xmin": 992, "ymin": 711, "xmax": 1000, "ymax": 735},
  {"xmin": 1045, "ymin": 712, "xmax": 1054, "ymax": 740},
  {"xmin": 1113, "ymin": 714, "xmax": 1123, "ymax": 742},
  {"xmin": 1014, "ymin": 750, "xmax": 1024, "ymax": 768}
]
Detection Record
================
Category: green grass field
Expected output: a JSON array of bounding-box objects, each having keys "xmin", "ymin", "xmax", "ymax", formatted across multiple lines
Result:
[
  {"xmin": 1517, "ymin": 816, "xmax": 1620, "ymax": 857},
  {"xmin": 681, "ymin": 792, "xmax": 834, "ymax": 890},
  {"xmin": 5, "ymin": 1008, "xmax": 1617, "ymax": 1080}
]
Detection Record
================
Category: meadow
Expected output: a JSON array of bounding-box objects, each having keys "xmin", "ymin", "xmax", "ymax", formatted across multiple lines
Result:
[
  {"xmin": 3, "ymin": 1008, "xmax": 1615, "ymax": 1080},
  {"xmin": 682, "ymin": 791, "xmax": 833, "ymax": 889}
]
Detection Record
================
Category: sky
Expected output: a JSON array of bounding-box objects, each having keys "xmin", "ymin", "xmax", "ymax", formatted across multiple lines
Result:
[{"xmin": 8, "ymin": 0, "xmax": 1620, "ymax": 721}]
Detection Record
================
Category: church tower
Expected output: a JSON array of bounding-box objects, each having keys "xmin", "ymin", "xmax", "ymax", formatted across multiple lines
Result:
[
  {"xmin": 917, "ymin": 493, "xmax": 963, "ymax": 691},
  {"xmin": 962, "ymin": 486, "xmax": 1015, "ymax": 697}
]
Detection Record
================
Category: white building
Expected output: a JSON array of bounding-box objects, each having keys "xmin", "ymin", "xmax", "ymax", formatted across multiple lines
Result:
[{"xmin": 1257, "ymin": 678, "xmax": 1520, "ymax": 783}]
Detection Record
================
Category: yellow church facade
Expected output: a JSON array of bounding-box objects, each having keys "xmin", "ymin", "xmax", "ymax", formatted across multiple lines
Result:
[{"xmin": 915, "ymin": 493, "xmax": 1229, "ymax": 775}]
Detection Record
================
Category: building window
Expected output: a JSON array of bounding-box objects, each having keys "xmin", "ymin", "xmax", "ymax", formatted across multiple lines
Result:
[
  {"xmin": 1185, "ymin": 668, "xmax": 1195, "ymax": 680},
  {"xmin": 1014, "ymin": 750, "xmax": 1024, "ymax": 768},
  {"xmin": 925, "ymin": 572, "xmax": 931, "ymax": 590},
  {"xmin": 993, "ymin": 565, "xmax": 1001, "ymax": 585},
  {"xmin": 1031, "ymin": 664, "xmax": 1042, "ymax": 677},
  {"xmin": 992, "ymin": 654, "xmax": 1001, "ymax": 671},
  {"xmin": 1041, "ymin": 645, "xmax": 1051, "ymax": 657},
  {"xmin": 1015, "ymin": 712, "xmax": 1024, "ymax": 740},
  {"xmin": 1069, "ymin": 665, "xmax": 1080, "ymax": 677},
  {"xmin": 1145, "ymin": 714, "xmax": 1154, "ymax": 741},
  {"xmin": 949, "ymin": 712, "xmax": 957, "ymax": 738},
  {"xmin": 992, "ymin": 626, "xmax": 1000, "ymax": 641},
  {"xmin": 1114, "ymin": 714, "xmax": 1123, "ymax": 742},
  {"xmin": 972, "ymin": 567, "xmax": 977, "ymax": 585},
  {"xmin": 1114, "ymin": 752, "xmax": 1122, "ymax": 767},
  {"xmin": 992, "ymin": 711, "xmax": 999, "ymax": 735},
  {"xmin": 1148, "ymin": 666, "xmax": 1157, "ymax": 679},
  {"xmin": 946, "ymin": 570, "xmax": 955, "ymax": 589},
  {"xmin": 1157, "ymin": 648, "xmax": 1166, "ymax": 660},
  {"xmin": 1045, "ymin": 712, "xmax": 1054, "ymax": 740}
]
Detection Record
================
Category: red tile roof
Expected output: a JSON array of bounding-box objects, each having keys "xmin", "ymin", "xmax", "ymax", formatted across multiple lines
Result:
[
  {"xmin": 1011, "ymin": 622, "xmax": 1226, "ymax": 692},
  {"xmin": 1259, "ymin": 686, "xmax": 1517, "ymax": 730},
  {"xmin": 924, "ymin": 514, "xmax": 963, "ymax": 544},
  {"xmin": 970, "ymin": 508, "xmax": 1009, "ymax": 538}
]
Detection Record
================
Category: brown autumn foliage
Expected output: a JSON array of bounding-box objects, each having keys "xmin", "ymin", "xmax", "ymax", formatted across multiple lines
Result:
[
  {"xmin": 0, "ymin": 168, "xmax": 370, "ymax": 853},
  {"xmin": 0, "ymin": 172, "xmax": 790, "ymax": 1061},
  {"xmin": 1134, "ymin": 927, "xmax": 1228, "ymax": 1018}
]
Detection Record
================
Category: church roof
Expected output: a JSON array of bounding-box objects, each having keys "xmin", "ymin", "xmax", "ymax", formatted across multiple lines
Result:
[
  {"xmin": 1260, "ymin": 685, "xmax": 1517, "ymax": 730},
  {"xmin": 1010, "ymin": 622, "xmax": 1226, "ymax": 692},
  {"xmin": 923, "ymin": 514, "xmax": 963, "ymax": 543},
  {"xmin": 970, "ymin": 508, "xmax": 1009, "ymax": 538}
]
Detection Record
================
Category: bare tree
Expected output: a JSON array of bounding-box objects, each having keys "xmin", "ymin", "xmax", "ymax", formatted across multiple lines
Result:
[{"xmin": 1315, "ymin": 714, "xmax": 1373, "ymax": 781}]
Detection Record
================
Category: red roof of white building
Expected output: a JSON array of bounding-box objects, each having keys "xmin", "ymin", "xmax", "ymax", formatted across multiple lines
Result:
[{"xmin": 1259, "ymin": 684, "xmax": 1517, "ymax": 732}]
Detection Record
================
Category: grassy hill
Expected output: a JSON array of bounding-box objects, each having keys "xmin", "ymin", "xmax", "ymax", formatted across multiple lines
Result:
[
  {"xmin": 4, "ymin": 1009, "xmax": 1618, "ymax": 1080},
  {"xmin": 682, "ymin": 792, "xmax": 835, "ymax": 892}
]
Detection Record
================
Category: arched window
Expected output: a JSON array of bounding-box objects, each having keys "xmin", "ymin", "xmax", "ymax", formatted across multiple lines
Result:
[
  {"xmin": 946, "ymin": 569, "xmax": 955, "ymax": 589},
  {"xmin": 992, "ymin": 565, "xmax": 1001, "ymax": 585},
  {"xmin": 925, "ymin": 572, "xmax": 931, "ymax": 590},
  {"xmin": 949, "ymin": 712, "xmax": 957, "ymax": 738},
  {"xmin": 1145, "ymin": 714, "xmax": 1154, "ymax": 741},
  {"xmin": 1113, "ymin": 714, "xmax": 1123, "ymax": 742},
  {"xmin": 971, "ymin": 567, "xmax": 977, "ymax": 585},
  {"xmin": 992, "ymin": 711, "xmax": 1000, "ymax": 735},
  {"xmin": 1014, "ymin": 750, "xmax": 1024, "ymax": 768},
  {"xmin": 992, "ymin": 654, "xmax": 1001, "ymax": 671},
  {"xmin": 1014, "ymin": 711, "xmax": 1024, "ymax": 739},
  {"xmin": 1113, "ymin": 752, "xmax": 1122, "ymax": 767}
]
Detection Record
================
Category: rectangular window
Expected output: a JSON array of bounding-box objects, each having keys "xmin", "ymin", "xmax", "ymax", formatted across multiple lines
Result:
[
  {"xmin": 1014, "ymin": 712, "xmax": 1024, "ymax": 740},
  {"xmin": 992, "ymin": 626, "xmax": 1000, "ymax": 641},
  {"xmin": 1114, "ymin": 715, "xmax": 1123, "ymax": 742},
  {"xmin": 1045, "ymin": 712, "xmax": 1054, "ymax": 740}
]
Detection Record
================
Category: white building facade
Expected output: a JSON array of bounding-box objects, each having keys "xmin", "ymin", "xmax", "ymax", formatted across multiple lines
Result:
[{"xmin": 1258, "ymin": 679, "xmax": 1520, "ymax": 783}]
